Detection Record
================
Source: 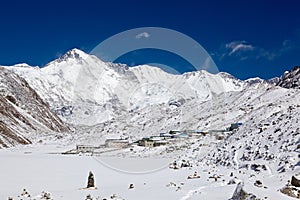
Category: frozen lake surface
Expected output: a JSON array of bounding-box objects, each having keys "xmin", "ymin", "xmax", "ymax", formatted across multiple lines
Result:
[{"xmin": 0, "ymin": 144, "xmax": 297, "ymax": 200}]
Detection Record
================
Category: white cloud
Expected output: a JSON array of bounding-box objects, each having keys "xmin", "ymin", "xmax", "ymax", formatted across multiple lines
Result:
[
  {"xmin": 225, "ymin": 41, "xmax": 254, "ymax": 55},
  {"xmin": 135, "ymin": 32, "xmax": 150, "ymax": 39},
  {"xmin": 214, "ymin": 38, "xmax": 296, "ymax": 62}
]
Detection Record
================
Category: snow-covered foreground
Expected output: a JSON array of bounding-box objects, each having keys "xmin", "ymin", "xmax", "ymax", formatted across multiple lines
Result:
[{"xmin": 0, "ymin": 144, "xmax": 298, "ymax": 200}]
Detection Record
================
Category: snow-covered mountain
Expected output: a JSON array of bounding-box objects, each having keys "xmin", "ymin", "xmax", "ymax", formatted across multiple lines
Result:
[
  {"xmin": 0, "ymin": 67, "xmax": 69, "ymax": 148},
  {"xmin": 5, "ymin": 49, "xmax": 245, "ymax": 126},
  {"xmin": 3, "ymin": 49, "xmax": 299, "ymax": 152},
  {"xmin": 1, "ymin": 48, "xmax": 299, "ymax": 199}
]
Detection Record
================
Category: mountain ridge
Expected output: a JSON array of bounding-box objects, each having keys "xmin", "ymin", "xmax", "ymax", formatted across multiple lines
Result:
[
  {"xmin": 4, "ymin": 49, "xmax": 246, "ymax": 126},
  {"xmin": 0, "ymin": 67, "xmax": 70, "ymax": 148},
  {"xmin": 1, "ymin": 48, "xmax": 299, "ymax": 148}
]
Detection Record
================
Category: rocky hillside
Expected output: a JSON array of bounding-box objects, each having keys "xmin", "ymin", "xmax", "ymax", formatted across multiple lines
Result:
[
  {"xmin": 202, "ymin": 85, "xmax": 300, "ymax": 172},
  {"xmin": 0, "ymin": 67, "xmax": 69, "ymax": 148},
  {"xmin": 277, "ymin": 66, "xmax": 300, "ymax": 89}
]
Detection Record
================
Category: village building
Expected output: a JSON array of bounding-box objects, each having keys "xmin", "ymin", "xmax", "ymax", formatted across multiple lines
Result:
[
  {"xmin": 187, "ymin": 131, "xmax": 208, "ymax": 137},
  {"xmin": 153, "ymin": 140, "xmax": 168, "ymax": 146},
  {"xmin": 159, "ymin": 132, "xmax": 173, "ymax": 139},
  {"xmin": 168, "ymin": 131, "xmax": 189, "ymax": 140},
  {"xmin": 138, "ymin": 137, "xmax": 168, "ymax": 147},
  {"xmin": 76, "ymin": 145, "xmax": 97, "ymax": 153},
  {"xmin": 138, "ymin": 138, "xmax": 155, "ymax": 147}
]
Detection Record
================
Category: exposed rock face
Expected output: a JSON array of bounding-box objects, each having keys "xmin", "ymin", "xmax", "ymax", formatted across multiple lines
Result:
[
  {"xmin": 0, "ymin": 67, "xmax": 69, "ymax": 148},
  {"xmin": 277, "ymin": 66, "xmax": 300, "ymax": 89}
]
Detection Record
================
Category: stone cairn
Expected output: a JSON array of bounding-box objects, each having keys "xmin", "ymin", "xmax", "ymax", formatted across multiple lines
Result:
[{"xmin": 87, "ymin": 171, "xmax": 95, "ymax": 188}]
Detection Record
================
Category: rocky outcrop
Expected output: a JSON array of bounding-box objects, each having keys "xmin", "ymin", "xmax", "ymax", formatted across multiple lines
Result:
[
  {"xmin": 280, "ymin": 186, "xmax": 300, "ymax": 199},
  {"xmin": 0, "ymin": 67, "xmax": 69, "ymax": 148},
  {"xmin": 279, "ymin": 176, "xmax": 300, "ymax": 199},
  {"xmin": 277, "ymin": 66, "xmax": 300, "ymax": 89}
]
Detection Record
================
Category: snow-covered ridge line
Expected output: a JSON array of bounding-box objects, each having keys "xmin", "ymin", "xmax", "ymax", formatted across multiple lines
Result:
[
  {"xmin": 2, "ymin": 48, "xmax": 280, "ymax": 89},
  {"xmin": 2, "ymin": 48, "xmax": 247, "ymax": 125}
]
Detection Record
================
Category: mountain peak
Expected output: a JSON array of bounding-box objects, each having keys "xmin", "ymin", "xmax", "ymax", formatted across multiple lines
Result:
[
  {"xmin": 13, "ymin": 63, "xmax": 32, "ymax": 68},
  {"xmin": 57, "ymin": 48, "xmax": 89, "ymax": 63},
  {"xmin": 245, "ymin": 77, "xmax": 265, "ymax": 85}
]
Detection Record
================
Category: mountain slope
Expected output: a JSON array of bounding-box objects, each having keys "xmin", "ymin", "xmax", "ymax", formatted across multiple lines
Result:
[
  {"xmin": 5, "ymin": 49, "xmax": 245, "ymax": 126},
  {"xmin": 3, "ymin": 49, "xmax": 299, "ymax": 163},
  {"xmin": 0, "ymin": 67, "xmax": 69, "ymax": 148},
  {"xmin": 200, "ymin": 86, "xmax": 300, "ymax": 172}
]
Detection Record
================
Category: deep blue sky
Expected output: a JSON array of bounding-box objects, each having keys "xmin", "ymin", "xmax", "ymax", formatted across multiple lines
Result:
[{"xmin": 0, "ymin": 0, "xmax": 299, "ymax": 79}]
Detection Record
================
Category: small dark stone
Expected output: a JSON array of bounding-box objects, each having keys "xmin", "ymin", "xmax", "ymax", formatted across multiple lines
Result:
[
  {"xmin": 254, "ymin": 180, "xmax": 263, "ymax": 187},
  {"xmin": 129, "ymin": 183, "xmax": 134, "ymax": 189},
  {"xmin": 228, "ymin": 179, "xmax": 236, "ymax": 185}
]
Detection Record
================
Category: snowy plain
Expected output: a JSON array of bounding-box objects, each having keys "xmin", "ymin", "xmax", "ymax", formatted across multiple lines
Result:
[{"xmin": 0, "ymin": 140, "xmax": 298, "ymax": 200}]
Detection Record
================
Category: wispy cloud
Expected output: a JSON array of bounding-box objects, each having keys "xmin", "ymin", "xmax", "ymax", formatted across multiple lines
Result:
[
  {"xmin": 225, "ymin": 41, "xmax": 254, "ymax": 56},
  {"xmin": 216, "ymin": 39, "xmax": 294, "ymax": 61},
  {"xmin": 135, "ymin": 32, "xmax": 150, "ymax": 39}
]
